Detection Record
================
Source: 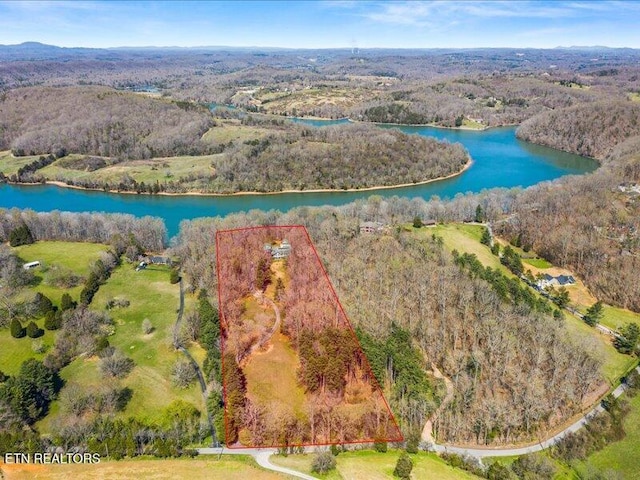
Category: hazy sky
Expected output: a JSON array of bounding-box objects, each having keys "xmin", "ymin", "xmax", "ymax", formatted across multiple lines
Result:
[{"xmin": 0, "ymin": 0, "xmax": 638, "ymax": 49}]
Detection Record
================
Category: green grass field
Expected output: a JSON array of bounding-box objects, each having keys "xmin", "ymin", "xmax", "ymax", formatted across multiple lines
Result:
[
  {"xmin": 598, "ymin": 305, "xmax": 640, "ymax": 333},
  {"xmin": 0, "ymin": 455, "xmax": 287, "ymax": 480},
  {"xmin": 461, "ymin": 118, "xmax": 485, "ymax": 130},
  {"xmin": 40, "ymin": 154, "xmax": 220, "ymax": 186},
  {"xmin": 585, "ymin": 391, "xmax": 640, "ymax": 478},
  {"xmin": 522, "ymin": 257, "xmax": 553, "ymax": 268},
  {"xmin": 410, "ymin": 223, "xmax": 510, "ymax": 275},
  {"xmin": 201, "ymin": 119, "xmax": 270, "ymax": 144},
  {"xmin": 562, "ymin": 307, "xmax": 636, "ymax": 385},
  {"xmin": 13, "ymin": 241, "xmax": 109, "ymax": 303},
  {"xmin": 37, "ymin": 261, "xmax": 203, "ymax": 432},
  {"xmin": 271, "ymin": 450, "xmax": 482, "ymax": 479},
  {"xmin": 1, "ymin": 242, "xmax": 109, "ymax": 376},
  {"xmin": 0, "ymin": 328, "xmax": 54, "ymax": 376},
  {"xmin": 0, "ymin": 150, "xmax": 43, "ymax": 175}
]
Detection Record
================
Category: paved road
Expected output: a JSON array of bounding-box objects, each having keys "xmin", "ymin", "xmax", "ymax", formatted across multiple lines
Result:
[
  {"xmin": 199, "ymin": 365, "xmax": 640, "ymax": 474},
  {"xmin": 431, "ymin": 365, "xmax": 639, "ymax": 458},
  {"xmin": 197, "ymin": 447, "xmax": 319, "ymax": 479}
]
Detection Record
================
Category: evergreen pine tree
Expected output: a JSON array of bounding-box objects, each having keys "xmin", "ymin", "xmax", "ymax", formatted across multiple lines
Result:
[{"xmin": 10, "ymin": 318, "xmax": 25, "ymax": 338}]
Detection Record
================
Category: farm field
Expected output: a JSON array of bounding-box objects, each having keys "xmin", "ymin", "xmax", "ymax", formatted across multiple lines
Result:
[
  {"xmin": 39, "ymin": 153, "xmax": 220, "ymax": 186},
  {"xmin": 250, "ymin": 85, "xmax": 378, "ymax": 114},
  {"xmin": 201, "ymin": 119, "xmax": 271, "ymax": 144},
  {"xmin": 0, "ymin": 455, "xmax": 286, "ymax": 480},
  {"xmin": 271, "ymin": 450, "xmax": 482, "ymax": 480}
]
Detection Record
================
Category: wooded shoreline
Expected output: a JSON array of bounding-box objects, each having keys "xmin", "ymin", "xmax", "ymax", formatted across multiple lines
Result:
[{"xmin": 6, "ymin": 157, "xmax": 473, "ymax": 198}]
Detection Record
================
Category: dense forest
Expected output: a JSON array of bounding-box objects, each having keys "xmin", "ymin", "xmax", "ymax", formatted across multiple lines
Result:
[
  {"xmin": 0, "ymin": 86, "xmax": 216, "ymax": 159},
  {"xmin": 172, "ymin": 209, "xmax": 603, "ymax": 445},
  {"xmin": 212, "ymin": 122, "xmax": 469, "ymax": 192},
  {"xmin": 0, "ymin": 209, "xmax": 166, "ymax": 252},
  {"xmin": 516, "ymin": 101, "xmax": 640, "ymax": 160}
]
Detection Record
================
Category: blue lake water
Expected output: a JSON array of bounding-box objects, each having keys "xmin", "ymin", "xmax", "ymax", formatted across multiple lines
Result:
[{"xmin": 0, "ymin": 122, "xmax": 598, "ymax": 238}]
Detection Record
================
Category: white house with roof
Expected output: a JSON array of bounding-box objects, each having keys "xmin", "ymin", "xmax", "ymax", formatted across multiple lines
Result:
[
  {"xmin": 264, "ymin": 239, "xmax": 291, "ymax": 259},
  {"xmin": 536, "ymin": 274, "xmax": 576, "ymax": 289}
]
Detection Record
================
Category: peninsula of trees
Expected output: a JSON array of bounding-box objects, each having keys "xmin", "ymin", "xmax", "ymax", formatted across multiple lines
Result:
[{"xmin": 0, "ymin": 86, "xmax": 469, "ymax": 194}]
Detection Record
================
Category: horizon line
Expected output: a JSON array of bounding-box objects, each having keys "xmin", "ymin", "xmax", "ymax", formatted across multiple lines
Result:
[{"xmin": 1, "ymin": 41, "xmax": 638, "ymax": 52}]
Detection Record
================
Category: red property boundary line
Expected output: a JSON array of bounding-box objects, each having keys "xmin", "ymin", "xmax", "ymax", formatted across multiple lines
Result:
[{"xmin": 215, "ymin": 225, "xmax": 404, "ymax": 449}]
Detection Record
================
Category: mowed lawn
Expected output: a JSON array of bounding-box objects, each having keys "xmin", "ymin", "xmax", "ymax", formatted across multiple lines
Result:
[
  {"xmin": 586, "ymin": 391, "xmax": 640, "ymax": 478},
  {"xmin": 0, "ymin": 329, "xmax": 54, "ymax": 376},
  {"xmin": 598, "ymin": 305, "xmax": 640, "ymax": 333},
  {"xmin": 38, "ymin": 263, "xmax": 204, "ymax": 432},
  {"xmin": 13, "ymin": 241, "xmax": 110, "ymax": 304},
  {"xmin": 0, "ymin": 455, "xmax": 288, "ymax": 480},
  {"xmin": 271, "ymin": 450, "xmax": 482, "ymax": 480}
]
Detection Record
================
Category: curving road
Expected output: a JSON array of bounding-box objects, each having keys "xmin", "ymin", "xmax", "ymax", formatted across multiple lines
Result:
[
  {"xmin": 198, "ymin": 364, "xmax": 640, "ymax": 479},
  {"xmin": 430, "ymin": 365, "xmax": 640, "ymax": 458},
  {"xmin": 197, "ymin": 447, "xmax": 318, "ymax": 479}
]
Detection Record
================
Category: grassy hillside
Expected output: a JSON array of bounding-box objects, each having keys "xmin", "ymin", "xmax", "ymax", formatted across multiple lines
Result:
[
  {"xmin": 3, "ymin": 244, "xmax": 207, "ymax": 435},
  {"xmin": 0, "ymin": 150, "xmax": 41, "ymax": 175},
  {"xmin": 1, "ymin": 241, "xmax": 109, "ymax": 376},
  {"xmin": 39, "ymin": 154, "xmax": 220, "ymax": 187},
  {"xmin": 414, "ymin": 223, "xmax": 508, "ymax": 273}
]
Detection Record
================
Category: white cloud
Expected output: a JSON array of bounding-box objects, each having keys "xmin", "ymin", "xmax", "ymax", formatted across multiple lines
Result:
[{"xmin": 356, "ymin": 0, "xmax": 620, "ymax": 26}]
